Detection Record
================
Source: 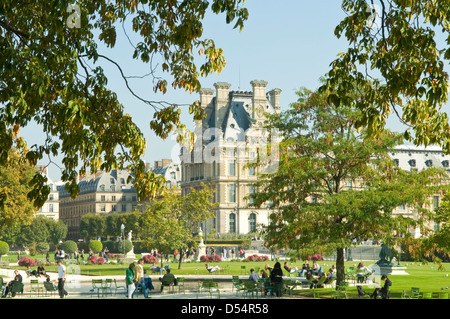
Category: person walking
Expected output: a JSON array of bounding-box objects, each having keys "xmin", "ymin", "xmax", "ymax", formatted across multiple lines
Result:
[
  {"xmin": 126, "ymin": 263, "xmax": 136, "ymax": 298},
  {"xmin": 133, "ymin": 258, "xmax": 148, "ymax": 298},
  {"xmin": 57, "ymin": 260, "xmax": 68, "ymax": 298}
]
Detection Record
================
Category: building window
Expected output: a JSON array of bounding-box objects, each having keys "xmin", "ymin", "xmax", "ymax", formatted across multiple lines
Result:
[
  {"xmin": 100, "ymin": 205, "xmax": 106, "ymax": 212},
  {"xmin": 408, "ymin": 159, "xmax": 416, "ymax": 167},
  {"xmin": 101, "ymin": 195, "xmax": 106, "ymax": 201},
  {"xmin": 346, "ymin": 180, "xmax": 352, "ymax": 190},
  {"xmin": 442, "ymin": 160, "xmax": 449, "ymax": 168},
  {"xmin": 122, "ymin": 204, "xmax": 127, "ymax": 212},
  {"xmin": 229, "ymin": 160, "xmax": 235, "ymax": 176},
  {"xmin": 229, "ymin": 213, "xmax": 236, "ymax": 233},
  {"xmin": 249, "ymin": 213, "xmax": 256, "ymax": 232},
  {"xmin": 425, "ymin": 160, "xmax": 433, "ymax": 167},
  {"xmin": 433, "ymin": 196, "xmax": 439, "ymax": 210},
  {"xmin": 249, "ymin": 166, "xmax": 255, "ymax": 176},
  {"xmin": 112, "ymin": 195, "xmax": 116, "ymax": 201},
  {"xmin": 229, "ymin": 184, "xmax": 236, "ymax": 203},
  {"xmin": 248, "ymin": 185, "xmax": 255, "ymax": 205},
  {"xmin": 49, "ymin": 204, "xmax": 54, "ymax": 212}
]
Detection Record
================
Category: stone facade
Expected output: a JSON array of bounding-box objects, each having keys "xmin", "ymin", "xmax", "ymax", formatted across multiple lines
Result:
[
  {"xmin": 179, "ymin": 80, "xmax": 281, "ymax": 235},
  {"xmin": 58, "ymin": 169, "xmax": 138, "ymax": 240}
]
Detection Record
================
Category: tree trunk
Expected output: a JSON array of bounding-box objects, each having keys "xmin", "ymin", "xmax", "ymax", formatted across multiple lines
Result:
[
  {"xmin": 336, "ymin": 247, "xmax": 345, "ymax": 286},
  {"xmin": 178, "ymin": 249, "xmax": 184, "ymax": 270}
]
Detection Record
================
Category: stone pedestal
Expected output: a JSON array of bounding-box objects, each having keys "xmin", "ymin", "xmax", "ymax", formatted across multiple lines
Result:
[{"xmin": 371, "ymin": 263, "xmax": 409, "ymax": 276}]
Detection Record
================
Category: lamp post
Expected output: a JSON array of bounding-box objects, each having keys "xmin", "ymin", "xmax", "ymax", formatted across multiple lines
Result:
[{"xmin": 120, "ymin": 223, "xmax": 125, "ymax": 259}]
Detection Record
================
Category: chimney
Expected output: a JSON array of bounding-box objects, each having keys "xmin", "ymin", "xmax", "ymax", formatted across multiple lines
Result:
[
  {"xmin": 268, "ymin": 88, "xmax": 282, "ymax": 113},
  {"xmin": 199, "ymin": 88, "xmax": 215, "ymax": 108},
  {"xmin": 214, "ymin": 82, "xmax": 231, "ymax": 128},
  {"xmin": 250, "ymin": 80, "xmax": 268, "ymax": 120}
]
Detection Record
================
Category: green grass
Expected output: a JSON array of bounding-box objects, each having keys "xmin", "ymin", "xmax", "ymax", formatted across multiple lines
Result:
[{"xmin": 3, "ymin": 256, "xmax": 449, "ymax": 298}]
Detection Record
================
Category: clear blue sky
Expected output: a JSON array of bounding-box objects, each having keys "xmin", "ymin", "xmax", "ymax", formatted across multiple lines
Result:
[{"xmin": 20, "ymin": 1, "xmax": 421, "ymax": 181}]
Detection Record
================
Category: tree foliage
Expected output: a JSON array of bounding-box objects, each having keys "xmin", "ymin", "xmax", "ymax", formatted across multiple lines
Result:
[
  {"xmin": 251, "ymin": 86, "xmax": 447, "ymax": 283},
  {"xmin": 0, "ymin": 151, "xmax": 38, "ymax": 234},
  {"xmin": 0, "ymin": 0, "xmax": 248, "ymax": 206},
  {"xmin": 324, "ymin": 0, "xmax": 450, "ymax": 152},
  {"xmin": 139, "ymin": 185, "xmax": 216, "ymax": 268}
]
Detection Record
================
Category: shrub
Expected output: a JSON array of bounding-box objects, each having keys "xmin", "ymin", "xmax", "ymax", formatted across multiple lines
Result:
[
  {"xmin": 0, "ymin": 241, "xmax": 9, "ymax": 258},
  {"xmin": 62, "ymin": 240, "xmax": 78, "ymax": 255},
  {"xmin": 18, "ymin": 257, "xmax": 36, "ymax": 267},
  {"xmin": 142, "ymin": 254, "xmax": 159, "ymax": 264},
  {"xmin": 88, "ymin": 255, "xmax": 105, "ymax": 265},
  {"xmin": 35, "ymin": 242, "xmax": 49, "ymax": 255},
  {"xmin": 88, "ymin": 240, "xmax": 103, "ymax": 253}
]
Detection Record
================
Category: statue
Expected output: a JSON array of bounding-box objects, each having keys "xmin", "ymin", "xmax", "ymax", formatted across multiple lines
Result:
[{"xmin": 377, "ymin": 243, "xmax": 394, "ymax": 265}]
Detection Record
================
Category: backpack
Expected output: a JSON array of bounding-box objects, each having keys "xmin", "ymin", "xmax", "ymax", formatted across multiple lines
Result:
[{"xmin": 357, "ymin": 285, "xmax": 366, "ymax": 296}]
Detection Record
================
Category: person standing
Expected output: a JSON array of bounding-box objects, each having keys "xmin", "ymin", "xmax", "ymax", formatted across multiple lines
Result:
[
  {"xmin": 126, "ymin": 263, "xmax": 136, "ymax": 298},
  {"xmin": 57, "ymin": 260, "xmax": 68, "ymax": 298}
]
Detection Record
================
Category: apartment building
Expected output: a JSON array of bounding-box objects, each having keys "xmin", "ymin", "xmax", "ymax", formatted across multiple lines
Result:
[{"xmin": 58, "ymin": 169, "xmax": 138, "ymax": 240}]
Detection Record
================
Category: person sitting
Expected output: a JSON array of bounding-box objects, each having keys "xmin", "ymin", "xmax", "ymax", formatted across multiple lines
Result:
[
  {"xmin": 297, "ymin": 260, "xmax": 310, "ymax": 277},
  {"xmin": 371, "ymin": 275, "xmax": 392, "ymax": 299},
  {"xmin": 46, "ymin": 277, "xmax": 58, "ymax": 290},
  {"xmin": 324, "ymin": 268, "xmax": 336, "ymax": 284},
  {"xmin": 312, "ymin": 261, "xmax": 323, "ymax": 276},
  {"xmin": 143, "ymin": 269, "xmax": 155, "ymax": 292},
  {"xmin": 283, "ymin": 262, "xmax": 298, "ymax": 274},
  {"xmin": 248, "ymin": 268, "xmax": 260, "ymax": 283},
  {"xmin": 4, "ymin": 270, "xmax": 22, "ymax": 297},
  {"xmin": 356, "ymin": 262, "xmax": 372, "ymax": 283},
  {"xmin": 26, "ymin": 266, "xmax": 37, "ymax": 278},
  {"xmin": 37, "ymin": 264, "xmax": 47, "ymax": 278},
  {"xmin": 159, "ymin": 269, "xmax": 177, "ymax": 291},
  {"xmin": 205, "ymin": 263, "xmax": 222, "ymax": 273}
]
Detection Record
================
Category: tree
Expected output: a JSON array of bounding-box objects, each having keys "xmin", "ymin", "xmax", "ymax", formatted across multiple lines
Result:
[
  {"xmin": 324, "ymin": 0, "xmax": 450, "ymax": 153},
  {"xmin": 0, "ymin": 241, "xmax": 9, "ymax": 261},
  {"xmin": 79, "ymin": 213, "xmax": 105, "ymax": 240},
  {"xmin": 0, "ymin": 0, "xmax": 249, "ymax": 207},
  {"xmin": 48, "ymin": 219, "xmax": 68, "ymax": 247},
  {"xmin": 0, "ymin": 150, "xmax": 37, "ymax": 234},
  {"xmin": 251, "ymin": 86, "xmax": 446, "ymax": 284},
  {"xmin": 139, "ymin": 185, "xmax": 215, "ymax": 269},
  {"xmin": 62, "ymin": 240, "xmax": 78, "ymax": 256}
]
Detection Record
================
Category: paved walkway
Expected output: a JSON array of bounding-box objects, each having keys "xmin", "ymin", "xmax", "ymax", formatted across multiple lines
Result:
[{"xmin": 1, "ymin": 267, "xmax": 308, "ymax": 299}]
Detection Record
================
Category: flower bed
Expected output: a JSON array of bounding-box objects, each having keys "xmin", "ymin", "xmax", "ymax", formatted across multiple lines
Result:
[
  {"xmin": 200, "ymin": 254, "xmax": 222, "ymax": 262},
  {"xmin": 18, "ymin": 257, "xmax": 37, "ymax": 267}
]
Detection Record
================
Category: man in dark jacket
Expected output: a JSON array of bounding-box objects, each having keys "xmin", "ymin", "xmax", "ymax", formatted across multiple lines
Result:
[{"xmin": 371, "ymin": 275, "xmax": 392, "ymax": 299}]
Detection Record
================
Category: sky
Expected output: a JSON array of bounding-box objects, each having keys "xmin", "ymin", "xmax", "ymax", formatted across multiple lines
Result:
[{"xmin": 20, "ymin": 1, "xmax": 420, "ymax": 181}]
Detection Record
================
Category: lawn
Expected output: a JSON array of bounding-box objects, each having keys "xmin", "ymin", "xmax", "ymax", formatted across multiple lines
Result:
[{"xmin": 3, "ymin": 255, "xmax": 449, "ymax": 299}]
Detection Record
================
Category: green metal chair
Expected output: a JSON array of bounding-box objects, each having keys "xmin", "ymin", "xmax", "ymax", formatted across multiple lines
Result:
[
  {"xmin": 10, "ymin": 281, "xmax": 24, "ymax": 297},
  {"xmin": 438, "ymin": 292, "xmax": 449, "ymax": 299},
  {"xmin": 43, "ymin": 281, "xmax": 57, "ymax": 297},
  {"xmin": 177, "ymin": 277, "xmax": 185, "ymax": 294},
  {"xmin": 160, "ymin": 276, "xmax": 175, "ymax": 294},
  {"xmin": 401, "ymin": 290, "xmax": 412, "ymax": 299},
  {"xmin": 243, "ymin": 280, "xmax": 259, "ymax": 298},
  {"xmin": 113, "ymin": 278, "xmax": 126, "ymax": 296},
  {"xmin": 411, "ymin": 287, "xmax": 421, "ymax": 298},
  {"xmin": 421, "ymin": 292, "xmax": 433, "ymax": 299},
  {"xmin": 30, "ymin": 279, "xmax": 44, "ymax": 297}
]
